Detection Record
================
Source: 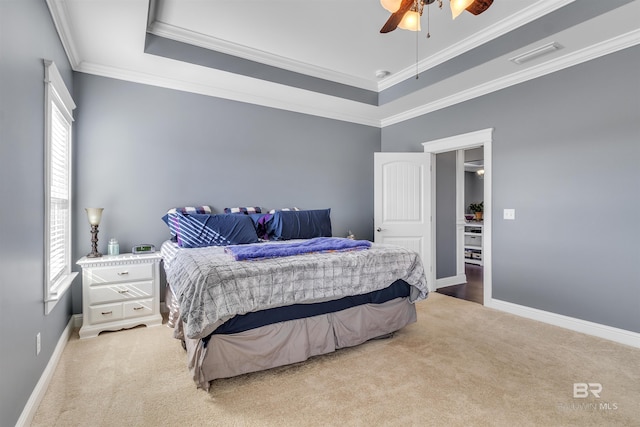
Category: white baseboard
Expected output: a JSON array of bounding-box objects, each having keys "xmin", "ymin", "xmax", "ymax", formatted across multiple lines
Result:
[
  {"xmin": 16, "ymin": 315, "xmax": 77, "ymax": 427},
  {"xmin": 487, "ymin": 298, "xmax": 640, "ymax": 349},
  {"xmin": 435, "ymin": 274, "xmax": 467, "ymax": 290}
]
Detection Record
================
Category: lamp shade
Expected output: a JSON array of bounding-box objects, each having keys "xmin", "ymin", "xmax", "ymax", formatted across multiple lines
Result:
[
  {"xmin": 85, "ymin": 208, "xmax": 104, "ymax": 226},
  {"xmin": 450, "ymin": 0, "xmax": 474, "ymax": 19},
  {"xmin": 398, "ymin": 10, "xmax": 421, "ymax": 31},
  {"xmin": 380, "ymin": 0, "xmax": 401, "ymax": 13}
]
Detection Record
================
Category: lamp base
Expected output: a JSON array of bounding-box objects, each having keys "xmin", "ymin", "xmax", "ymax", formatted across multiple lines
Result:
[{"xmin": 88, "ymin": 225, "xmax": 101, "ymax": 258}]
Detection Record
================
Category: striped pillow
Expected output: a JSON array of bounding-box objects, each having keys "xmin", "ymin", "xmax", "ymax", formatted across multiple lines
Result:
[
  {"xmin": 224, "ymin": 206, "xmax": 262, "ymax": 215},
  {"xmin": 268, "ymin": 207, "xmax": 300, "ymax": 214},
  {"xmin": 167, "ymin": 206, "xmax": 212, "ymax": 215}
]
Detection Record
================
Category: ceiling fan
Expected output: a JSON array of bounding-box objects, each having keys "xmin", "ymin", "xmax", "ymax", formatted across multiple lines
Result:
[{"xmin": 380, "ymin": 0, "xmax": 494, "ymax": 34}]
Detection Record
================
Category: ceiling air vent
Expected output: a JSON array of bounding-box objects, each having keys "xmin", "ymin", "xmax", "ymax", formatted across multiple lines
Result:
[{"xmin": 510, "ymin": 42, "xmax": 563, "ymax": 65}]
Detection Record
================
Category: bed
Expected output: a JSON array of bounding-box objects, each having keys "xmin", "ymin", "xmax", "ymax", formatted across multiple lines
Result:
[{"xmin": 160, "ymin": 207, "xmax": 429, "ymax": 390}]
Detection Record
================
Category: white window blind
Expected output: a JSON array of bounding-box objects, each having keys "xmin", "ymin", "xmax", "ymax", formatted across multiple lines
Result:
[
  {"xmin": 49, "ymin": 101, "xmax": 71, "ymax": 286},
  {"xmin": 44, "ymin": 60, "xmax": 77, "ymax": 314}
]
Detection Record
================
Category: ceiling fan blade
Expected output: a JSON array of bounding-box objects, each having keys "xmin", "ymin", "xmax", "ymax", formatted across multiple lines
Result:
[
  {"xmin": 380, "ymin": 0, "xmax": 416, "ymax": 33},
  {"xmin": 466, "ymin": 0, "xmax": 493, "ymax": 16}
]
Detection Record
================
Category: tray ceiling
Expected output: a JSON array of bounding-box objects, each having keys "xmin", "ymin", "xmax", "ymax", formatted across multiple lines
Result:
[{"xmin": 46, "ymin": 0, "xmax": 640, "ymax": 126}]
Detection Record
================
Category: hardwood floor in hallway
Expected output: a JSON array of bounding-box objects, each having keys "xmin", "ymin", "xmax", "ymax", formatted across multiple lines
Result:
[{"xmin": 436, "ymin": 263, "xmax": 484, "ymax": 304}]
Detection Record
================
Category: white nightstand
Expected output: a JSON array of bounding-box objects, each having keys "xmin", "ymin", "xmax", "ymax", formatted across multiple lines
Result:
[{"xmin": 77, "ymin": 252, "xmax": 163, "ymax": 339}]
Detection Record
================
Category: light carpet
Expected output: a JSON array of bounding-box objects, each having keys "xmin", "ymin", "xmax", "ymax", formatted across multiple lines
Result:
[{"xmin": 31, "ymin": 293, "xmax": 640, "ymax": 426}]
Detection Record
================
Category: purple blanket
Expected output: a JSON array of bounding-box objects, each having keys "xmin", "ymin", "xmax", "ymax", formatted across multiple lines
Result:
[{"xmin": 225, "ymin": 237, "xmax": 371, "ymax": 261}]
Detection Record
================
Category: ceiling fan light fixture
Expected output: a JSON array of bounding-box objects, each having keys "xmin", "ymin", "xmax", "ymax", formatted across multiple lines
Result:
[
  {"xmin": 380, "ymin": 0, "xmax": 402, "ymax": 13},
  {"xmin": 380, "ymin": 0, "xmax": 491, "ymax": 34},
  {"xmin": 450, "ymin": 0, "xmax": 474, "ymax": 19},
  {"xmin": 398, "ymin": 10, "xmax": 422, "ymax": 31}
]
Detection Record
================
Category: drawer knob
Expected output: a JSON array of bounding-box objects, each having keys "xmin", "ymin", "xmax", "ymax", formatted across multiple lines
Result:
[
  {"xmin": 118, "ymin": 290, "xmax": 130, "ymax": 294},
  {"xmin": 101, "ymin": 311, "xmax": 113, "ymax": 315},
  {"xmin": 133, "ymin": 306, "xmax": 144, "ymax": 311},
  {"xmin": 117, "ymin": 271, "xmax": 129, "ymax": 276}
]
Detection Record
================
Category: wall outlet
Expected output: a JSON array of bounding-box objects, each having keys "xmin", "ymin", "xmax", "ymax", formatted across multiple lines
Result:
[{"xmin": 36, "ymin": 332, "xmax": 41, "ymax": 356}]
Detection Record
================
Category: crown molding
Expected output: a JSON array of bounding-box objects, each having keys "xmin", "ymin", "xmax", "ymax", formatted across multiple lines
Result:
[
  {"xmin": 75, "ymin": 62, "xmax": 381, "ymax": 127},
  {"xmin": 381, "ymin": 29, "xmax": 640, "ymax": 127},
  {"xmin": 377, "ymin": 0, "xmax": 576, "ymax": 90},
  {"xmin": 68, "ymin": 28, "xmax": 640, "ymax": 129},
  {"xmin": 147, "ymin": 21, "xmax": 378, "ymax": 92},
  {"xmin": 45, "ymin": 0, "xmax": 81, "ymax": 70}
]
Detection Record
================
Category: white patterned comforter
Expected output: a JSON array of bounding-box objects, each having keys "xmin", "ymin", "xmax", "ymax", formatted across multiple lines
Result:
[{"xmin": 161, "ymin": 240, "xmax": 428, "ymax": 340}]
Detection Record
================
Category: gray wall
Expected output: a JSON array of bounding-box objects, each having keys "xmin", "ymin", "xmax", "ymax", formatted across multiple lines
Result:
[
  {"xmin": 435, "ymin": 152, "xmax": 457, "ymax": 279},
  {"xmin": 72, "ymin": 73, "xmax": 381, "ymax": 314},
  {"xmin": 0, "ymin": 1, "xmax": 75, "ymax": 425},
  {"xmin": 382, "ymin": 46, "xmax": 640, "ymax": 333}
]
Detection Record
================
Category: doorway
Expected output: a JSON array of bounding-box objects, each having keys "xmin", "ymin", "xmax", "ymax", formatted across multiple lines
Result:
[
  {"xmin": 437, "ymin": 148, "xmax": 484, "ymax": 304},
  {"xmin": 422, "ymin": 128, "xmax": 492, "ymax": 306}
]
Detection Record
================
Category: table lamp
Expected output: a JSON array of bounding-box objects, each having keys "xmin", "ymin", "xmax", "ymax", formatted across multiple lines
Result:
[{"xmin": 85, "ymin": 207, "xmax": 104, "ymax": 258}]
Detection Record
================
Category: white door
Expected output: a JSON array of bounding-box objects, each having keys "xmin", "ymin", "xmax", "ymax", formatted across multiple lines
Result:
[{"xmin": 374, "ymin": 153, "xmax": 432, "ymax": 289}]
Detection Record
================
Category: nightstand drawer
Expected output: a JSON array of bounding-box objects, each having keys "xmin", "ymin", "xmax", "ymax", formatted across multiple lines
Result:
[
  {"xmin": 88, "ymin": 303, "xmax": 123, "ymax": 324},
  {"xmin": 89, "ymin": 281, "xmax": 154, "ymax": 304},
  {"xmin": 85, "ymin": 263, "xmax": 153, "ymax": 285},
  {"xmin": 124, "ymin": 299, "xmax": 154, "ymax": 318}
]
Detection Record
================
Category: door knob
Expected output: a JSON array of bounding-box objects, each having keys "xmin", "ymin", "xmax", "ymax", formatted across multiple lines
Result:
[{"xmin": 376, "ymin": 227, "xmax": 382, "ymax": 232}]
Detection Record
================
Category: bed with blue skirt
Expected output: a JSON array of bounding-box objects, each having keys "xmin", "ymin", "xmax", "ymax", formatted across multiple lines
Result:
[{"xmin": 160, "ymin": 207, "xmax": 429, "ymax": 390}]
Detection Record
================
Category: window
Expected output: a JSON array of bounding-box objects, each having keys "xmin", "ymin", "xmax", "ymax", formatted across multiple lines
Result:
[{"xmin": 44, "ymin": 60, "xmax": 77, "ymax": 314}]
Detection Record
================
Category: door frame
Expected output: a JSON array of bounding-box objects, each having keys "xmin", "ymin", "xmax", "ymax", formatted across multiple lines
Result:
[{"xmin": 422, "ymin": 128, "xmax": 493, "ymax": 305}]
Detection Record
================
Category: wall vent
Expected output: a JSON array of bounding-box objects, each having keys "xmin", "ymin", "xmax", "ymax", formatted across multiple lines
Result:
[{"xmin": 510, "ymin": 42, "xmax": 563, "ymax": 65}]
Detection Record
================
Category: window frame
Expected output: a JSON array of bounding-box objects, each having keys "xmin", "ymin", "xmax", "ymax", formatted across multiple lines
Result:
[{"xmin": 44, "ymin": 60, "xmax": 77, "ymax": 314}]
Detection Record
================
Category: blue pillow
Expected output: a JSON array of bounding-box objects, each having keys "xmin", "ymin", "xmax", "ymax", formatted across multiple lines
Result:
[
  {"xmin": 163, "ymin": 213, "xmax": 259, "ymax": 248},
  {"xmin": 266, "ymin": 209, "xmax": 332, "ymax": 240},
  {"xmin": 162, "ymin": 206, "xmax": 212, "ymax": 238}
]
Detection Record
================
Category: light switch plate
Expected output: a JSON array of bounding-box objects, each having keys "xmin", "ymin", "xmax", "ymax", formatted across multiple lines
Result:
[{"xmin": 504, "ymin": 209, "xmax": 516, "ymax": 220}]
